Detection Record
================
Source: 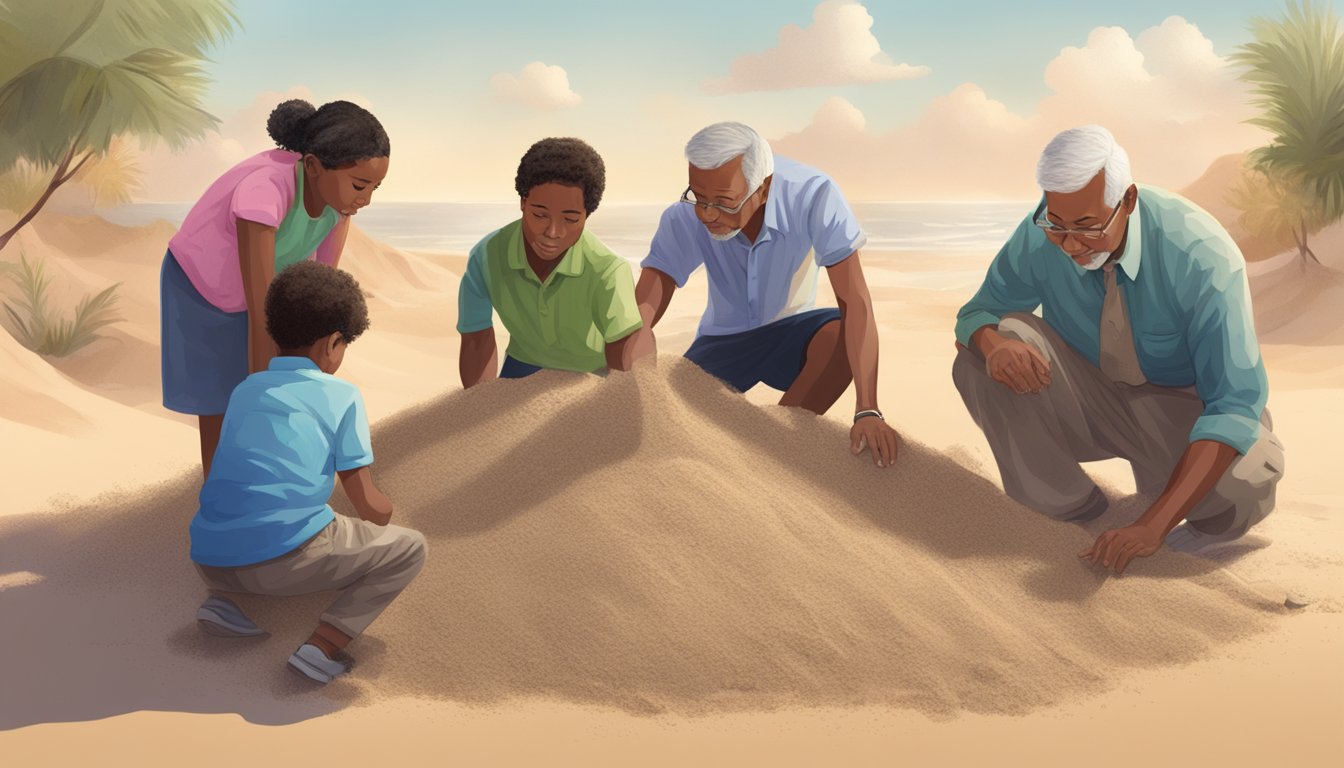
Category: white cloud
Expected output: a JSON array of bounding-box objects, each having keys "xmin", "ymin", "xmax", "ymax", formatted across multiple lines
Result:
[
  {"xmin": 489, "ymin": 62, "xmax": 582, "ymax": 111},
  {"xmin": 704, "ymin": 0, "xmax": 930, "ymax": 94},
  {"xmin": 772, "ymin": 17, "xmax": 1266, "ymax": 201}
]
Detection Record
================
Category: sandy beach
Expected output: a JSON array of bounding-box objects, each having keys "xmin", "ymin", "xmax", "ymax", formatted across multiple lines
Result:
[{"xmin": 0, "ymin": 198, "xmax": 1341, "ymax": 766}]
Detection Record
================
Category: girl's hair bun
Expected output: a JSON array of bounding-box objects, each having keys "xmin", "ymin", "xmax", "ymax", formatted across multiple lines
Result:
[{"xmin": 266, "ymin": 99, "xmax": 317, "ymax": 153}]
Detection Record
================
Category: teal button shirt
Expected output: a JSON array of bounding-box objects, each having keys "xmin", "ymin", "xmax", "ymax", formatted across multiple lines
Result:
[{"xmin": 954, "ymin": 185, "xmax": 1267, "ymax": 454}]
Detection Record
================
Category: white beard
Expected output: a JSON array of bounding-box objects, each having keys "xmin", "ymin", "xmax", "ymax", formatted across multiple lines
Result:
[
  {"xmin": 1078, "ymin": 250, "xmax": 1111, "ymax": 270},
  {"xmin": 708, "ymin": 228, "xmax": 741, "ymax": 242}
]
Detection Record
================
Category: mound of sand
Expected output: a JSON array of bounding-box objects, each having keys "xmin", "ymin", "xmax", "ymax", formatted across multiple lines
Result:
[{"xmin": 0, "ymin": 360, "xmax": 1282, "ymax": 729}]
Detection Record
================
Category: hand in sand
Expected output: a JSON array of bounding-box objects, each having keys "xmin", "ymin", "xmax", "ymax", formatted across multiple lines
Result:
[
  {"xmin": 986, "ymin": 339, "xmax": 1051, "ymax": 395},
  {"xmin": 850, "ymin": 417, "xmax": 900, "ymax": 469},
  {"xmin": 1079, "ymin": 524, "xmax": 1162, "ymax": 575}
]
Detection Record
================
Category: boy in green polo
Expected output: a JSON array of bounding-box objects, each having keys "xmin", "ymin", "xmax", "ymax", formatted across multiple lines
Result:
[{"xmin": 457, "ymin": 138, "xmax": 647, "ymax": 386}]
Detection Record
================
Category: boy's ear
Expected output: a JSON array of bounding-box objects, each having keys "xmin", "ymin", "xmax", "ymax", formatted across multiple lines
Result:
[{"xmin": 326, "ymin": 331, "xmax": 344, "ymax": 356}]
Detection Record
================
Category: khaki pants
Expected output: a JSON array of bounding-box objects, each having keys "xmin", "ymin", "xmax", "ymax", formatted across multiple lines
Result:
[
  {"xmin": 952, "ymin": 313, "xmax": 1284, "ymax": 538},
  {"xmin": 195, "ymin": 514, "xmax": 427, "ymax": 638}
]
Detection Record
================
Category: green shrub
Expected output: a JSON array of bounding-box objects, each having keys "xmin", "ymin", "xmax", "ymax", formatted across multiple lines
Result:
[{"xmin": 0, "ymin": 252, "xmax": 122, "ymax": 356}]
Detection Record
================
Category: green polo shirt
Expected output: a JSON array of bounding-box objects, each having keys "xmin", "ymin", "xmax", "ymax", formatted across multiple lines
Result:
[{"xmin": 457, "ymin": 221, "xmax": 642, "ymax": 372}]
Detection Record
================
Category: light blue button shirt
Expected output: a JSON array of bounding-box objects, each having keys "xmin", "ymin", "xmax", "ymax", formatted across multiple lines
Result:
[
  {"xmin": 955, "ymin": 185, "xmax": 1268, "ymax": 454},
  {"xmin": 190, "ymin": 357, "xmax": 374, "ymax": 567},
  {"xmin": 642, "ymin": 156, "xmax": 867, "ymax": 337}
]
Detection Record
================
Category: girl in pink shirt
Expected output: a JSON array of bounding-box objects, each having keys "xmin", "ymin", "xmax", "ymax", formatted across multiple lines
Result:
[{"xmin": 161, "ymin": 99, "xmax": 390, "ymax": 477}]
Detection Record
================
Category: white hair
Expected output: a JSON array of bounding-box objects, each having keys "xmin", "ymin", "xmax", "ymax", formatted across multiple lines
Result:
[
  {"xmin": 1035, "ymin": 125, "xmax": 1133, "ymax": 207},
  {"xmin": 684, "ymin": 121, "xmax": 775, "ymax": 192}
]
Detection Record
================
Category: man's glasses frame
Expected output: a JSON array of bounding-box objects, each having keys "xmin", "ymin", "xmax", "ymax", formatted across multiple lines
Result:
[
  {"xmin": 1032, "ymin": 196, "xmax": 1125, "ymax": 241},
  {"xmin": 680, "ymin": 185, "xmax": 759, "ymax": 217}
]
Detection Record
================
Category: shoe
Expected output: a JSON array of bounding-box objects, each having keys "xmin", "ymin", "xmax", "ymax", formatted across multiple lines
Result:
[
  {"xmin": 287, "ymin": 644, "xmax": 354, "ymax": 684},
  {"xmin": 196, "ymin": 595, "xmax": 266, "ymax": 637}
]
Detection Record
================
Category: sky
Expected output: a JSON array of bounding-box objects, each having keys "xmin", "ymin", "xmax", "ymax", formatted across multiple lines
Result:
[{"xmin": 125, "ymin": 0, "xmax": 1333, "ymax": 203}]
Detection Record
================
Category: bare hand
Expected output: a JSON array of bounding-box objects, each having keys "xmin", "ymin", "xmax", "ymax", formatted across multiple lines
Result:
[
  {"xmin": 850, "ymin": 417, "xmax": 900, "ymax": 468},
  {"xmin": 986, "ymin": 338, "xmax": 1051, "ymax": 394},
  {"xmin": 1079, "ymin": 524, "xmax": 1162, "ymax": 575}
]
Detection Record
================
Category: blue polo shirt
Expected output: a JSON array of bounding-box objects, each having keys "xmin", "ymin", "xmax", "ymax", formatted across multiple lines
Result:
[
  {"xmin": 642, "ymin": 155, "xmax": 867, "ymax": 337},
  {"xmin": 954, "ymin": 185, "xmax": 1268, "ymax": 454},
  {"xmin": 190, "ymin": 357, "xmax": 374, "ymax": 567}
]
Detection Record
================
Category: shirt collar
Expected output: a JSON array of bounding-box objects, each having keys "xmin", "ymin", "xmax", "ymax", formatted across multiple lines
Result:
[
  {"xmin": 1063, "ymin": 189, "xmax": 1144, "ymax": 280},
  {"xmin": 507, "ymin": 222, "xmax": 587, "ymax": 279},
  {"xmin": 268, "ymin": 356, "xmax": 320, "ymax": 372},
  {"xmin": 1116, "ymin": 189, "xmax": 1143, "ymax": 281},
  {"xmin": 759, "ymin": 177, "xmax": 783, "ymax": 241},
  {"xmin": 728, "ymin": 177, "xmax": 783, "ymax": 246}
]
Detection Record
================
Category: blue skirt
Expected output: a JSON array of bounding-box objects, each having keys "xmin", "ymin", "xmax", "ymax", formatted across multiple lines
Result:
[{"xmin": 160, "ymin": 250, "xmax": 249, "ymax": 415}]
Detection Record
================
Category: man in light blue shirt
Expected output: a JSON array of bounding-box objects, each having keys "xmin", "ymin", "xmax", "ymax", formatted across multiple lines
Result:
[
  {"xmin": 953, "ymin": 125, "xmax": 1284, "ymax": 574},
  {"xmin": 635, "ymin": 122, "xmax": 900, "ymax": 467}
]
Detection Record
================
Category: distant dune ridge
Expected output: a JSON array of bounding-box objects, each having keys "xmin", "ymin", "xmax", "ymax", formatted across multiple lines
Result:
[{"xmin": 0, "ymin": 360, "xmax": 1281, "ymax": 728}]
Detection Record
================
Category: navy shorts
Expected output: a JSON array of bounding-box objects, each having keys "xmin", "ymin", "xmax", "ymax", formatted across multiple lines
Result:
[
  {"xmin": 499, "ymin": 355, "xmax": 608, "ymax": 380},
  {"xmin": 684, "ymin": 307, "xmax": 842, "ymax": 393},
  {"xmin": 160, "ymin": 250, "xmax": 249, "ymax": 415},
  {"xmin": 499, "ymin": 355, "xmax": 543, "ymax": 379}
]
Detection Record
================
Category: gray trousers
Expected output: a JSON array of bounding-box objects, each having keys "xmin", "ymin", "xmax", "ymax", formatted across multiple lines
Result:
[
  {"xmin": 952, "ymin": 313, "xmax": 1284, "ymax": 538},
  {"xmin": 195, "ymin": 514, "xmax": 427, "ymax": 638}
]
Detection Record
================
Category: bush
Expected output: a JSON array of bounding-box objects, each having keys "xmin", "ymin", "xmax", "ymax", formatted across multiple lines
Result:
[{"xmin": 0, "ymin": 252, "xmax": 122, "ymax": 356}]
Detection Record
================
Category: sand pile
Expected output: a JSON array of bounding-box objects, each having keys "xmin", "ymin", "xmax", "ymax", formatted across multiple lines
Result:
[{"xmin": 0, "ymin": 360, "xmax": 1282, "ymax": 729}]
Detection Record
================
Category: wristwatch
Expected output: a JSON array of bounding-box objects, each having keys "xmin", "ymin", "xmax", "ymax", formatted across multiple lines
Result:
[{"xmin": 853, "ymin": 409, "xmax": 884, "ymax": 424}]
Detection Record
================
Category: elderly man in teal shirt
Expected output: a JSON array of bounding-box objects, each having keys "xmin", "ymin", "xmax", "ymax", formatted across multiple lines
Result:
[{"xmin": 953, "ymin": 125, "xmax": 1284, "ymax": 574}]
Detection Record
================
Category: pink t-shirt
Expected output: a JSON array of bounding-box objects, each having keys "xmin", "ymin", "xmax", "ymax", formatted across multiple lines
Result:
[{"xmin": 168, "ymin": 150, "xmax": 347, "ymax": 312}]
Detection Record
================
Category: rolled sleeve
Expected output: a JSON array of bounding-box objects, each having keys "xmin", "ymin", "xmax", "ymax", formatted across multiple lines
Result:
[
  {"xmin": 642, "ymin": 205, "xmax": 704, "ymax": 287},
  {"xmin": 595, "ymin": 259, "xmax": 643, "ymax": 343},
  {"xmin": 334, "ymin": 389, "xmax": 374, "ymax": 471},
  {"xmin": 230, "ymin": 168, "xmax": 289, "ymax": 228},
  {"xmin": 1184, "ymin": 251, "xmax": 1267, "ymax": 454},
  {"xmin": 954, "ymin": 218, "xmax": 1044, "ymax": 346},
  {"xmin": 806, "ymin": 176, "xmax": 867, "ymax": 266},
  {"xmin": 456, "ymin": 237, "xmax": 495, "ymax": 334}
]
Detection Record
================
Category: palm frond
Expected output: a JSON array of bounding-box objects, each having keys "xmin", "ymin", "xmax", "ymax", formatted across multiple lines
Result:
[
  {"xmin": 0, "ymin": 251, "xmax": 121, "ymax": 355},
  {"xmin": 0, "ymin": 0, "xmax": 235, "ymax": 174},
  {"xmin": 0, "ymin": 162, "xmax": 48, "ymax": 212},
  {"xmin": 60, "ymin": 282, "xmax": 121, "ymax": 352},
  {"xmin": 0, "ymin": 46, "xmax": 218, "ymax": 176},
  {"xmin": 0, "ymin": 252, "xmax": 51, "ymax": 346},
  {"xmin": 1233, "ymin": 0, "xmax": 1344, "ymax": 221},
  {"xmin": 70, "ymin": 135, "xmax": 141, "ymax": 206}
]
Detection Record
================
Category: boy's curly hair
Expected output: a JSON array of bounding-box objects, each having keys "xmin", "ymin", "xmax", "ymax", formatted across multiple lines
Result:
[
  {"xmin": 265, "ymin": 261, "xmax": 370, "ymax": 351},
  {"xmin": 514, "ymin": 137, "xmax": 606, "ymax": 214}
]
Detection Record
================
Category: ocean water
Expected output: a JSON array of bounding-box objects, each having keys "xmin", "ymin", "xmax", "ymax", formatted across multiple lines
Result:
[{"xmin": 102, "ymin": 200, "xmax": 1033, "ymax": 261}]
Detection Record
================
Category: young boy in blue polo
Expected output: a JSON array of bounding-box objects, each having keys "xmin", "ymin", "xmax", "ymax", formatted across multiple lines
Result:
[{"xmin": 190, "ymin": 261, "xmax": 426, "ymax": 685}]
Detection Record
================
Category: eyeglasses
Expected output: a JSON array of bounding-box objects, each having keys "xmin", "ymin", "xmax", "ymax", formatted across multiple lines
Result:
[
  {"xmin": 680, "ymin": 186, "xmax": 758, "ymax": 217},
  {"xmin": 1032, "ymin": 197, "xmax": 1125, "ymax": 241}
]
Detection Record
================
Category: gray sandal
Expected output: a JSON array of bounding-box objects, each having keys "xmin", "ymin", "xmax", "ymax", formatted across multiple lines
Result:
[
  {"xmin": 287, "ymin": 644, "xmax": 354, "ymax": 684},
  {"xmin": 196, "ymin": 595, "xmax": 267, "ymax": 637}
]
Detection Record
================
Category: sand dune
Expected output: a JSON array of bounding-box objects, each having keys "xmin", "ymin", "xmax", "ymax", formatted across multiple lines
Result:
[
  {"xmin": 1250, "ymin": 254, "xmax": 1344, "ymax": 345},
  {"xmin": 0, "ymin": 360, "xmax": 1284, "ymax": 731}
]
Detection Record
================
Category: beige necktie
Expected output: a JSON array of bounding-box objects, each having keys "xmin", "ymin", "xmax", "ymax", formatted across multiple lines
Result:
[{"xmin": 1099, "ymin": 263, "xmax": 1147, "ymax": 385}]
